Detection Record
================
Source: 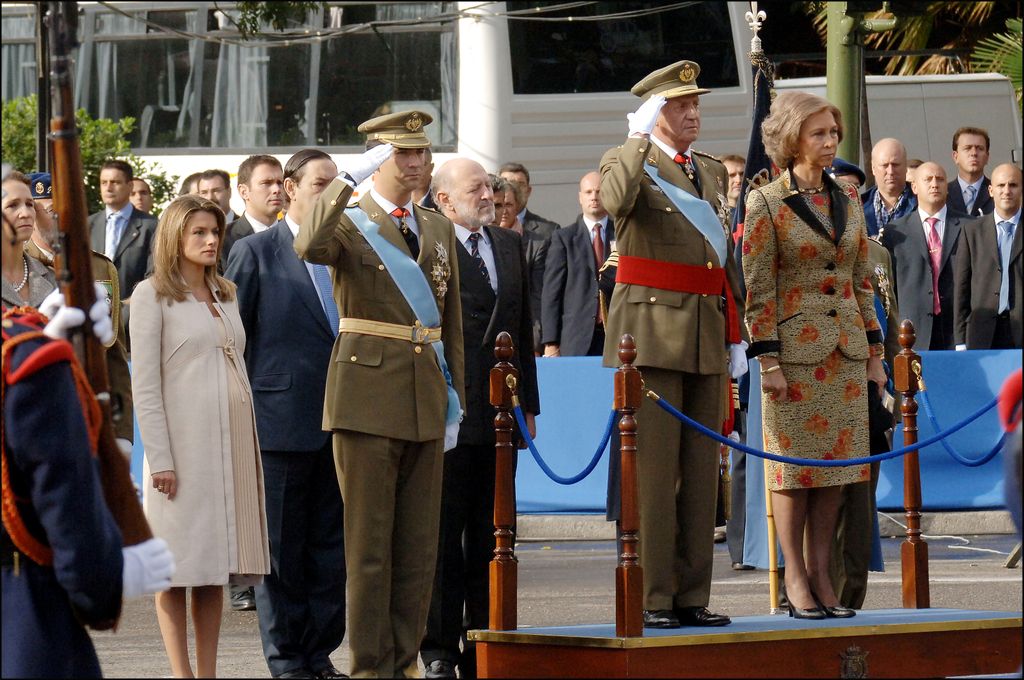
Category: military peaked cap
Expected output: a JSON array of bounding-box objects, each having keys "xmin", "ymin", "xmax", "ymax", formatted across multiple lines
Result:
[
  {"xmin": 358, "ymin": 110, "xmax": 433, "ymax": 149},
  {"xmin": 631, "ymin": 60, "xmax": 711, "ymax": 100}
]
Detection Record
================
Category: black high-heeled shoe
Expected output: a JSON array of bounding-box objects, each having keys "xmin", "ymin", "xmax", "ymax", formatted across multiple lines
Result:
[
  {"xmin": 810, "ymin": 591, "xmax": 856, "ymax": 618},
  {"xmin": 787, "ymin": 602, "xmax": 826, "ymax": 620}
]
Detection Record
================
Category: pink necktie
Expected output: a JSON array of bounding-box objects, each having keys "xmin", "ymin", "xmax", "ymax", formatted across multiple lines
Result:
[{"xmin": 925, "ymin": 217, "xmax": 942, "ymax": 315}]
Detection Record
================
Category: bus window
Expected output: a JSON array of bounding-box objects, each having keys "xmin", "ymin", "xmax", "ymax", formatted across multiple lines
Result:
[{"xmin": 506, "ymin": 2, "xmax": 739, "ymax": 95}]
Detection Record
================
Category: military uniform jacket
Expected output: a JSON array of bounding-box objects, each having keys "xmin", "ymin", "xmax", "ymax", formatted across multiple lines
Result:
[
  {"xmin": 295, "ymin": 180, "xmax": 466, "ymax": 443},
  {"xmin": 598, "ymin": 136, "xmax": 746, "ymax": 373}
]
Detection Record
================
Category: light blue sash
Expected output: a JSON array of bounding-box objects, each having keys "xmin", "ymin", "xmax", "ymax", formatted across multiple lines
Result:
[
  {"xmin": 345, "ymin": 207, "xmax": 461, "ymax": 426},
  {"xmin": 645, "ymin": 161, "xmax": 728, "ymax": 267}
]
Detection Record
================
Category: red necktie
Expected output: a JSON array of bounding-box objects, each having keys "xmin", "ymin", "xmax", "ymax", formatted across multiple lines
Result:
[
  {"xmin": 673, "ymin": 153, "xmax": 700, "ymax": 191},
  {"xmin": 592, "ymin": 224, "xmax": 605, "ymax": 324},
  {"xmin": 389, "ymin": 207, "xmax": 418, "ymax": 259},
  {"xmin": 925, "ymin": 216, "xmax": 942, "ymax": 315}
]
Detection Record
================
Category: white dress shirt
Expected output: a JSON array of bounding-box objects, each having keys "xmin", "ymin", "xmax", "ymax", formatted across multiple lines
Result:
[
  {"xmin": 243, "ymin": 211, "xmax": 275, "ymax": 234},
  {"xmin": 650, "ymin": 132, "xmax": 690, "ymax": 164},
  {"xmin": 454, "ymin": 223, "xmax": 498, "ymax": 292},
  {"xmin": 917, "ymin": 204, "xmax": 948, "ymax": 244}
]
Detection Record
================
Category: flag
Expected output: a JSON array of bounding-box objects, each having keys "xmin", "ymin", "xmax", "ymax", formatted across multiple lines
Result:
[{"xmin": 730, "ymin": 51, "xmax": 776, "ymax": 247}]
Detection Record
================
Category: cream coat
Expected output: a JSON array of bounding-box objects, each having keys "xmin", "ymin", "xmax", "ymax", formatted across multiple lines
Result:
[{"xmin": 131, "ymin": 278, "xmax": 268, "ymax": 586}]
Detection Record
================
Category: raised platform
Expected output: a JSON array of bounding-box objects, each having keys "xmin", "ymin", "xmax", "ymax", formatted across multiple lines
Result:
[{"xmin": 469, "ymin": 608, "xmax": 1022, "ymax": 678}]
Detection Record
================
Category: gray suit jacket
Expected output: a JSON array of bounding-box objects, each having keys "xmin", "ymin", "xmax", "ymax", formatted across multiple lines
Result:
[
  {"xmin": 521, "ymin": 210, "xmax": 560, "ymax": 349},
  {"xmin": 88, "ymin": 205, "xmax": 158, "ymax": 299},
  {"xmin": 881, "ymin": 211, "xmax": 968, "ymax": 350},
  {"xmin": 222, "ymin": 214, "xmax": 256, "ymax": 265},
  {"xmin": 954, "ymin": 213, "xmax": 1023, "ymax": 348},
  {"xmin": 541, "ymin": 216, "xmax": 614, "ymax": 355}
]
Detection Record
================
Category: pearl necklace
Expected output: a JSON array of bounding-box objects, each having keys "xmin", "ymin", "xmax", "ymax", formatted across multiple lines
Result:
[
  {"xmin": 10, "ymin": 255, "xmax": 29, "ymax": 293},
  {"xmin": 796, "ymin": 185, "xmax": 825, "ymax": 195}
]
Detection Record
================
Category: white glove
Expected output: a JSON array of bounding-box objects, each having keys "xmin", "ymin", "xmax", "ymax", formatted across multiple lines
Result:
[
  {"xmin": 343, "ymin": 143, "xmax": 394, "ymax": 186},
  {"xmin": 444, "ymin": 408, "xmax": 464, "ymax": 452},
  {"xmin": 728, "ymin": 341, "xmax": 749, "ymax": 379},
  {"xmin": 122, "ymin": 537, "xmax": 175, "ymax": 599},
  {"xmin": 116, "ymin": 438, "xmax": 133, "ymax": 459},
  {"xmin": 40, "ymin": 283, "xmax": 114, "ymax": 345},
  {"xmin": 955, "ymin": 344, "xmax": 967, "ymax": 351},
  {"xmin": 627, "ymin": 95, "xmax": 666, "ymax": 137},
  {"xmin": 727, "ymin": 430, "xmax": 741, "ymax": 444}
]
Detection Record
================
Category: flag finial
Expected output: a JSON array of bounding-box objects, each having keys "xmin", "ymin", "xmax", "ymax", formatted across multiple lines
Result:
[{"xmin": 746, "ymin": 2, "xmax": 767, "ymax": 55}]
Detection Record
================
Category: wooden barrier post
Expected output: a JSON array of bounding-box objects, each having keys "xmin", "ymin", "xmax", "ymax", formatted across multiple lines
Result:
[
  {"xmin": 615, "ymin": 334, "xmax": 644, "ymax": 637},
  {"xmin": 893, "ymin": 320, "xmax": 930, "ymax": 608},
  {"xmin": 489, "ymin": 332, "xmax": 518, "ymax": 630}
]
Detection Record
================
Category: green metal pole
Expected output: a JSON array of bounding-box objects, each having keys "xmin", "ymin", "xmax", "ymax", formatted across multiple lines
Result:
[{"xmin": 826, "ymin": 2, "xmax": 863, "ymax": 165}]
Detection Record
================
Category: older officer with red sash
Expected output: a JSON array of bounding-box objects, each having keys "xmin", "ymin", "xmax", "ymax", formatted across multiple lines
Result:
[{"xmin": 600, "ymin": 60, "xmax": 748, "ymax": 629}]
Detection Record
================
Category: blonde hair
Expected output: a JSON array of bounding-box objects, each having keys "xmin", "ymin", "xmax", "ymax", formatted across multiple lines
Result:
[
  {"xmin": 761, "ymin": 91, "xmax": 844, "ymax": 169},
  {"xmin": 150, "ymin": 194, "xmax": 235, "ymax": 303}
]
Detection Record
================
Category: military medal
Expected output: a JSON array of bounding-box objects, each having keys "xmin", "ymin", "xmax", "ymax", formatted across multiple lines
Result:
[
  {"xmin": 874, "ymin": 263, "xmax": 892, "ymax": 317},
  {"xmin": 431, "ymin": 242, "xmax": 451, "ymax": 299}
]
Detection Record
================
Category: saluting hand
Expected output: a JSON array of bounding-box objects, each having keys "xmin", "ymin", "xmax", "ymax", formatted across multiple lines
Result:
[
  {"xmin": 344, "ymin": 143, "xmax": 395, "ymax": 186},
  {"xmin": 627, "ymin": 94, "xmax": 666, "ymax": 137}
]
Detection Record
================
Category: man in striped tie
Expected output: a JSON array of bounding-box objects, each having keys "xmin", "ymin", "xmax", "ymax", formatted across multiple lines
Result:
[{"xmin": 225, "ymin": 149, "xmax": 348, "ymax": 680}]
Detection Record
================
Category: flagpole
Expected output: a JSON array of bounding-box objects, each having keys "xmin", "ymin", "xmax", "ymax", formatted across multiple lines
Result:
[{"xmin": 743, "ymin": 0, "xmax": 781, "ymax": 617}]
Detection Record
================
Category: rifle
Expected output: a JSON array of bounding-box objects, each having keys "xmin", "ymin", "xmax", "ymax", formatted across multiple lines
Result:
[{"xmin": 47, "ymin": 1, "xmax": 152, "ymax": 547}]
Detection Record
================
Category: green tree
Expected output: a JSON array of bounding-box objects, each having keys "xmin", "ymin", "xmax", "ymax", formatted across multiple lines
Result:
[
  {"xmin": 972, "ymin": 18, "xmax": 1022, "ymax": 113},
  {"xmin": 806, "ymin": 2, "xmax": 1004, "ymax": 76},
  {"xmin": 232, "ymin": 1, "xmax": 325, "ymax": 38},
  {"xmin": 1, "ymin": 95, "xmax": 177, "ymax": 215}
]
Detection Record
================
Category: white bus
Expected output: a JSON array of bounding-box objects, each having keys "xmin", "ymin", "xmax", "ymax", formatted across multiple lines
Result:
[{"xmin": 2, "ymin": 2, "xmax": 1020, "ymax": 222}]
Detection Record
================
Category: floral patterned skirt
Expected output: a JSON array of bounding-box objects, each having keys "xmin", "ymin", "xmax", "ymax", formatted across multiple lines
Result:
[{"xmin": 762, "ymin": 348, "xmax": 870, "ymax": 490}]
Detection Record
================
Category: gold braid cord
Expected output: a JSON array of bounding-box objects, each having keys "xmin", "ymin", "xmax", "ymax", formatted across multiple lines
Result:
[{"xmin": 2, "ymin": 323, "xmax": 103, "ymax": 567}]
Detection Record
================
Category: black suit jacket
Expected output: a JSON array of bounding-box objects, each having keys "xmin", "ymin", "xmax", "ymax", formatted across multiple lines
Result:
[
  {"xmin": 221, "ymin": 214, "xmax": 256, "ymax": 265},
  {"xmin": 541, "ymin": 216, "xmax": 614, "ymax": 355},
  {"xmin": 88, "ymin": 206, "xmax": 157, "ymax": 299},
  {"xmin": 881, "ymin": 210, "xmax": 969, "ymax": 350},
  {"xmin": 224, "ymin": 221, "xmax": 334, "ymax": 452},
  {"xmin": 521, "ymin": 210, "xmax": 560, "ymax": 349},
  {"xmin": 456, "ymin": 226, "xmax": 539, "ymax": 445},
  {"xmin": 946, "ymin": 177, "xmax": 994, "ymax": 218},
  {"xmin": 954, "ymin": 213, "xmax": 1023, "ymax": 348}
]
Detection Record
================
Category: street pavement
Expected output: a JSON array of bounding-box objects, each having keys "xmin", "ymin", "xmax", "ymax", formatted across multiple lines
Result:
[{"xmin": 90, "ymin": 530, "xmax": 1021, "ymax": 678}]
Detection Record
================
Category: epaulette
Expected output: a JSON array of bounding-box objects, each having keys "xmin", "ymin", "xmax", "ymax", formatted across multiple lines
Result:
[
  {"xmin": 416, "ymin": 203, "xmax": 441, "ymax": 214},
  {"xmin": 692, "ymin": 149, "xmax": 722, "ymax": 163}
]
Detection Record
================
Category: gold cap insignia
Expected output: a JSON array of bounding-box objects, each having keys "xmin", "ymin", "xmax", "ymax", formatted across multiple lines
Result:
[
  {"xmin": 34, "ymin": 181, "xmax": 45, "ymax": 196},
  {"xmin": 680, "ymin": 64, "xmax": 696, "ymax": 82},
  {"xmin": 405, "ymin": 113, "xmax": 422, "ymax": 132}
]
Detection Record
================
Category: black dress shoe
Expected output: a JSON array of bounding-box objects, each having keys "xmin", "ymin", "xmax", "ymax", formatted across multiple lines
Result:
[
  {"xmin": 276, "ymin": 669, "xmax": 315, "ymax": 679},
  {"xmin": 675, "ymin": 606, "xmax": 731, "ymax": 627},
  {"xmin": 230, "ymin": 586, "xmax": 256, "ymax": 611},
  {"xmin": 313, "ymin": 664, "xmax": 349, "ymax": 679},
  {"xmin": 811, "ymin": 591, "xmax": 856, "ymax": 618},
  {"xmin": 787, "ymin": 602, "xmax": 827, "ymax": 620},
  {"xmin": 642, "ymin": 609, "xmax": 682, "ymax": 628},
  {"xmin": 731, "ymin": 562, "xmax": 755, "ymax": 571},
  {"xmin": 424, "ymin": 659, "xmax": 457, "ymax": 679}
]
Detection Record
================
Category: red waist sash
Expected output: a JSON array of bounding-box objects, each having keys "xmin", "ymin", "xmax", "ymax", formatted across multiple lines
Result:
[{"xmin": 616, "ymin": 255, "xmax": 741, "ymax": 344}]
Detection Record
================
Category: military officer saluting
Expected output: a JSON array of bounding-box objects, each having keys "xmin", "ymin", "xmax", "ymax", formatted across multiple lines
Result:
[
  {"xmin": 600, "ymin": 60, "xmax": 749, "ymax": 629},
  {"xmin": 294, "ymin": 110, "xmax": 465, "ymax": 678}
]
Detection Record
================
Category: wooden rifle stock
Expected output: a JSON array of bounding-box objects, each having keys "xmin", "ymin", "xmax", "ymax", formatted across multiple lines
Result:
[{"xmin": 47, "ymin": 1, "xmax": 152, "ymax": 546}]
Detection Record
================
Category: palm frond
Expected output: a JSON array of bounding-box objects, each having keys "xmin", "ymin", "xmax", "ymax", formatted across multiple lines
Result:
[{"xmin": 971, "ymin": 18, "xmax": 1023, "ymax": 110}]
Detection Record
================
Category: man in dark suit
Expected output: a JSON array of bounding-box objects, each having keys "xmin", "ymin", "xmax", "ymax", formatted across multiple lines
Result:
[
  {"xmin": 946, "ymin": 126, "xmax": 994, "ymax": 218},
  {"xmin": 88, "ymin": 159, "xmax": 157, "ymax": 302},
  {"xmin": 881, "ymin": 161, "xmax": 968, "ymax": 350},
  {"xmin": 198, "ymin": 168, "xmax": 237, "ymax": 223},
  {"xmin": 222, "ymin": 154, "xmax": 284, "ymax": 263},
  {"xmin": 419, "ymin": 158, "xmax": 539, "ymax": 679},
  {"xmin": 542, "ymin": 171, "xmax": 613, "ymax": 357},
  {"xmin": 500, "ymin": 162, "xmax": 560, "ymax": 350},
  {"xmin": 224, "ymin": 149, "xmax": 347, "ymax": 680},
  {"xmin": 955, "ymin": 163, "xmax": 1022, "ymax": 350}
]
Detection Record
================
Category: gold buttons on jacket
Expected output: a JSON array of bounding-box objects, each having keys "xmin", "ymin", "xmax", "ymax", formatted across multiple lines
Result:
[
  {"xmin": 414, "ymin": 346, "xmax": 423, "ymax": 354},
  {"xmin": 350, "ymin": 355, "xmax": 358, "ymax": 362},
  {"xmin": 330, "ymin": 199, "xmax": 337, "ymax": 206},
  {"xmin": 378, "ymin": 264, "xmax": 385, "ymax": 271},
  {"xmin": 706, "ymin": 262, "xmax": 713, "ymax": 269},
  {"xmin": 702, "ymin": 293, "xmax": 708, "ymax": 297},
  {"xmin": 649, "ymin": 296, "xmax": 657, "ymax": 303},
  {"xmin": 664, "ymin": 207, "xmax": 672, "ymax": 212}
]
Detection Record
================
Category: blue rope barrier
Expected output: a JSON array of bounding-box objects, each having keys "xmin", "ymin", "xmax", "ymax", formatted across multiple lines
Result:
[
  {"xmin": 919, "ymin": 389, "xmax": 1006, "ymax": 467},
  {"xmin": 513, "ymin": 405, "xmax": 616, "ymax": 485},
  {"xmin": 651, "ymin": 393, "xmax": 998, "ymax": 467}
]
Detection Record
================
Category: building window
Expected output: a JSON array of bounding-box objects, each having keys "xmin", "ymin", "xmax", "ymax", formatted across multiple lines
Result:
[
  {"xmin": 506, "ymin": 1, "xmax": 739, "ymax": 95},
  {"xmin": 1, "ymin": 2, "xmax": 456, "ymax": 151}
]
